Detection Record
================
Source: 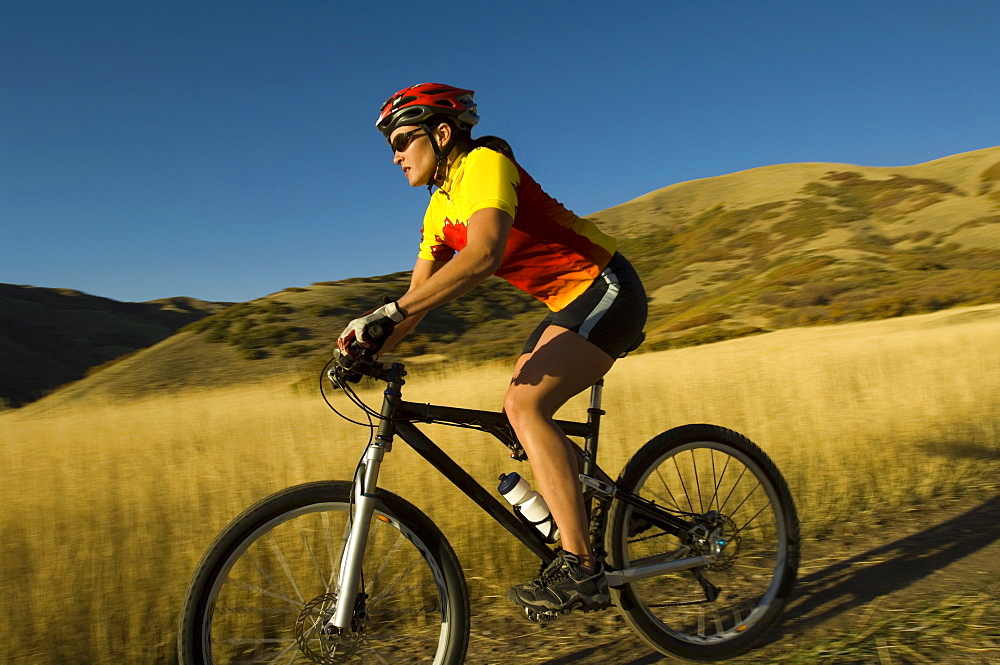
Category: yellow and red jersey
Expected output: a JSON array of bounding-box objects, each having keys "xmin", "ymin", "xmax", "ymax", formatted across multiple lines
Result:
[{"xmin": 417, "ymin": 147, "xmax": 617, "ymax": 311}]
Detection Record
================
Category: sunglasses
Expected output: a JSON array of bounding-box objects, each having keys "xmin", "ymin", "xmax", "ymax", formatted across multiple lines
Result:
[{"xmin": 389, "ymin": 128, "xmax": 427, "ymax": 153}]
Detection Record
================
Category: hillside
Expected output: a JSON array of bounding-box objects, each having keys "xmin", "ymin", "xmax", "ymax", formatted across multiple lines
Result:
[
  {"xmin": 0, "ymin": 284, "xmax": 229, "ymax": 406},
  {"xmin": 20, "ymin": 144, "xmax": 1000, "ymax": 405},
  {"xmin": 38, "ymin": 274, "xmax": 542, "ymax": 404},
  {"xmin": 590, "ymin": 145, "xmax": 1000, "ymax": 347}
]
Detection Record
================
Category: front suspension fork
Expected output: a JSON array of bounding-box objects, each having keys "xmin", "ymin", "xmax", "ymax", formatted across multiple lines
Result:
[
  {"xmin": 330, "ymin": 441, "xmax": 387, "ymax": 630},
  {"xmin": 329, "ymin": 363, "xmax": 406, "ymax": 630}
]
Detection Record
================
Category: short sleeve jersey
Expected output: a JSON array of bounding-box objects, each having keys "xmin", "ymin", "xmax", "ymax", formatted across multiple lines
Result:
[{"xmin": 418, "ymin": 147, "xmax": 617, "ymax": 312}]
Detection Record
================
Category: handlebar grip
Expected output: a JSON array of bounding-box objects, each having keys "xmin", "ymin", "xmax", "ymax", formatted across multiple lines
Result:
[
  {"xmin": 336, "ymin": 348, "xmax": 366, "ymax": 383},
  {"xmin": 334, "ymin": 342, "xmax": 385, "ymax": 383},
  {"xmin": 364, "ymin": 321, "xmax": 385, "ymax": 342}
]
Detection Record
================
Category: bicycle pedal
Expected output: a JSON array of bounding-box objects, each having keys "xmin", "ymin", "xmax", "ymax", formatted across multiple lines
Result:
[{"xmin": 524, "ymin": 607, "xmax": 560, "ymax": 623}]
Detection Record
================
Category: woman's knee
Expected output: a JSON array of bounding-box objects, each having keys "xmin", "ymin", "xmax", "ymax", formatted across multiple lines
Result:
[{"xmin": 503, "ymin": 385, "xmax": 548, "ymax": 430}]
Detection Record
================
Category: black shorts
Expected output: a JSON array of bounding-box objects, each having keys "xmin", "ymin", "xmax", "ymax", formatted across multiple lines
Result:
[{"xmin": 521, "ymin": 252, "xmax": 647, "ymax": 359}]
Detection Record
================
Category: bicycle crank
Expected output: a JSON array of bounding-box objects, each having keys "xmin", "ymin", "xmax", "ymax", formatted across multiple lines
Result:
[
  {"xmin": 524, "ymin": 607, "xmax": 560, "ymax": 623},
  {"xmin": 523, "ymin": 599, "xmax": 612, "ymax": 624}
]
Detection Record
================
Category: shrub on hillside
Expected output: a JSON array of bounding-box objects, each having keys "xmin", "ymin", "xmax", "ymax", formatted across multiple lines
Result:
[
  {"xmin": 805, "ymin": 171, "xmax": 960, "ymax": 214},
  {"xmin": 766, "ymin": 268, "xmax": 1000, "ymax": 328},
  {"xmin": 236, "ymin": 325, "xmax": 309, "ymax": 352},
  {"xmin": 849, "ymin": 233, "xmax": 894, "ymax": 252},
  {"xmin": 648, "ymin": 324, "xmax": 767, "ymax": 351},
  {"xmin": 280, "ymin": 344, "xmax": 313, "ymax": 358},
  {"xmin": 758, "ymin": 281, "xmax": 853, "ymax": 308},
  {"xmin": 304, "ymin": 304, "xmax": 348, "ymax": 317},
  {"xmin": 662, "ymin": 311, "xmax": 731, "ymax": 332},
  {"xmin": 760, "ymin": 256, "xmax": 837, "ymax": 286},
  {"xmin": 977, "ymin": 161, "xmax": 1000, "ymax": 195}
]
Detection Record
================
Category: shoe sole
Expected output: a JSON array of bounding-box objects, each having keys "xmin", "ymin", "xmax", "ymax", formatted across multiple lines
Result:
[{"xmin": 507, "ymin": 588, "xmax": 611, "ymax": 614}]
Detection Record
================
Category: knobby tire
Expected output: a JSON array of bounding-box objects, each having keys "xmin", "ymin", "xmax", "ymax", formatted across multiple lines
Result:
[
  {"xmin": 178, "ymin": 480, "xmax": 470, "ymax": 665},
  {"xmin": 606, "ymin": 424, "xmax": 800, "ymax": 661}
]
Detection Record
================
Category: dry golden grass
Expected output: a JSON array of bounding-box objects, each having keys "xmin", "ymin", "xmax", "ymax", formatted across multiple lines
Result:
[{"xmin": 2, "ymin": 305, "xmax": 999, "ymax": 664}]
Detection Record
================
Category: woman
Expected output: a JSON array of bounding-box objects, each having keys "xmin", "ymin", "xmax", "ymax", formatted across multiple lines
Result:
[{"xmin": 338, "ymin": 83, "xmax": 647, "ymax": 615}]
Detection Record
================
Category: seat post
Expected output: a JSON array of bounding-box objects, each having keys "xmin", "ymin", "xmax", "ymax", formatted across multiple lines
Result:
[
  {"xmin": 589, "ymin": 379, "xmax": 604, "ymax": 412},
  {"xmin": 582, "ymin": 379, "xmax": 606, "ymax": 477}
]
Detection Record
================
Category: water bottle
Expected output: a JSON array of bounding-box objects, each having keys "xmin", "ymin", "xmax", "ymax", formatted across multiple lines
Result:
[{"xmin": 498, "ymin": 472, "xmax": 560, "ymax": 542}]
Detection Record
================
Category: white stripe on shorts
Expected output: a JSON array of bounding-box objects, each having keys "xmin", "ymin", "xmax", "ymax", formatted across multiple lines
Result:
[{"xmin": 578, "ymin": 265, "xmax": 620, "ymax": 339}]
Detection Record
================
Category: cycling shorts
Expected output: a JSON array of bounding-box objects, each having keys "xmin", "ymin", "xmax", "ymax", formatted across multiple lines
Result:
[{"xmin": 521, "ymin": 252, "xmax": 647, "ymax": 359}]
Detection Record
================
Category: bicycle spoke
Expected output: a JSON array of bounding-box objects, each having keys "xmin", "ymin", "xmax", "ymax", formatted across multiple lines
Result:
[
  {"xmin": 653, "ymin": 466, "xmax": 683, "ymax": 511},
  {"xmin": 730, "ymin": 502, "xmax": 770, "ymax": 539},
  {"xmin": 358, "ymin": 644, "xmax": 393, "ymax": 665},
  {"xmin": 364, "ymin": 529, "xmax": 408, "ymax": 591},
  {"xmin": 325, "ymin": 510, "xmax": 351, "ymax": 591},
  {"xmin": 267, "ymin": 536, "xmax": 305, "ymax": 605},
  {"xmin": 690, "ymin": 449, "xmax": 704, "ymax": 514},
  {"xmin": 228, "ymin": 574, "xmax": 303, "ymax": 608},
  {"xmin": 299, "ymin": 530, "xmax": 331, "ymax": 594},
  {"xmin": 672, "ymin": 454, "xmax": 697, "ymax": 515},
  {"xmin": 727, "ymin": 480, "xmax": 762, "ymax": 518},
  {"xmin": 608, "ymin": 428, "xmax": 798, "ymax": 659},
  {"xmin": 710, "ymin": 450, "xmax": 732, "ymax": 513},
  {"xmin": 709, "ymin": 450, "xmax": 719, "ymax": 512},
  {"xmin": 717, "ymin": 464, "xmax": 748, "ymax": 514},
  {"xmin": 269, "ymin": 637, "xmax": 300, "ymax": 665}
]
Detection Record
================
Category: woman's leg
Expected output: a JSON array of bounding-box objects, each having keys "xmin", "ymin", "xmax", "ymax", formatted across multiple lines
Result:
[{"xmin": 503, "ymin": 323, "xmax": 614, "ymax": 573}]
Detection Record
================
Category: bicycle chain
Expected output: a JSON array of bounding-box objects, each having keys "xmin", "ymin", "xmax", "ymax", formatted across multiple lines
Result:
[{"xmin": 592, "ymin": 500, "xmax": 720, "ymax": 609}]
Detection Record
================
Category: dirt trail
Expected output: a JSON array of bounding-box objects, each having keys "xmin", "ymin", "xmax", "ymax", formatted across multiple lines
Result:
[{"xmin": 464, "ymin": 493, "xmax": 1000, "ymax": 664}]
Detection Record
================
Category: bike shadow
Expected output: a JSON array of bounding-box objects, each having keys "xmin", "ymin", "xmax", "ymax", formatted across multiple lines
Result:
[
  {"xmin": 778, "ymin": 493, "xmax": 1000, "ymax": 632},
  {"xmin": 539, "ymin": 494, "xmax": 1000, "ymax": 665}
]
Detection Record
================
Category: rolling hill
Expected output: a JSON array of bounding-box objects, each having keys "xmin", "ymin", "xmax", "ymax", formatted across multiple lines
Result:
[
  {"xmin": 11, "ymin": 144, "xmax": 1000, "ymax": 406},
  {"xmin": 590, "ymin": 145, "xmax": 1000, "ymax": 347},
  {"xmin": 0, "ymin": 285, "xmax": 229, "ymax": 406}
]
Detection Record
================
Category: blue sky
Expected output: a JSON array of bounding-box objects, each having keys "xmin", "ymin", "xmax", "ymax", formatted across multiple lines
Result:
[{"xmin": 3, "ymin": 1, "xmax": 998, "ymax": 304}]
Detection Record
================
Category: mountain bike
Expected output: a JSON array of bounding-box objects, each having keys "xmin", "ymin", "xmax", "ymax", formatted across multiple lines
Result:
[{"xmin": 179, "ymin": 346, "xmax": 800, "ymax": 664}]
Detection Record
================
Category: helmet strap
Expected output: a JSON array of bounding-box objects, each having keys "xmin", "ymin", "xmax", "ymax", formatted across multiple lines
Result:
[{"xmin": 422, "ymin": 122, "xmax": 457, "ymax": 194}]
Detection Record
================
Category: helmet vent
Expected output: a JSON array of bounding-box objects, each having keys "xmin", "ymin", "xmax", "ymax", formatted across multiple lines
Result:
[{"xmin": 376, "ymin": 83, "xmax": 478, "ymax": 136}]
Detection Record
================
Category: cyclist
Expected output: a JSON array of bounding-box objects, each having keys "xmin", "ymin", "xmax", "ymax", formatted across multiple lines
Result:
[{"xmin": 338, "ymin": 83, "xmax": 647, "ymax": 615}]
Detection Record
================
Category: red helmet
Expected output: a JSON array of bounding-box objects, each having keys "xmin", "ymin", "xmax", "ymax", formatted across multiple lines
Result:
[{"xmin": 376, "ymin": 83, "xmax": 479, "ymax": 137}]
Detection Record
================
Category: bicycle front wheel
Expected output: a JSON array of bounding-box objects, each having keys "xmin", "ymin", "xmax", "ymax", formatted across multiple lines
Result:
[
  {"xmin": 606, "ymin": 425, "xmax": 799, "ymax": 661},
  {"xmin": 179, "ymin": 480, "xmax": 469, "ymax": 665}
]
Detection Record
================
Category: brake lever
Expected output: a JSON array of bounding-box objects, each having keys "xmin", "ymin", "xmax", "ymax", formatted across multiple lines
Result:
[{"xmin": 330, "ymin": 346, "xmax": 383, "ymax": 385}]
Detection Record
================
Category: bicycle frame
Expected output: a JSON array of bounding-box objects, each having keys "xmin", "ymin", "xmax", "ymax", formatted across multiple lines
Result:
[{"xmin": 329, "ymin": 361, "xmax": 713, "ymax": 630}]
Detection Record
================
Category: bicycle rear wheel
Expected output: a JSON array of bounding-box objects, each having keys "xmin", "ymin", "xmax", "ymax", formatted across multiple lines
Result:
[
  {"xmin": 179, "ymin": 480, "xmax": 469, "ymax": 665},
  {"xmin": 606, "ymin": 424, "xmax": 799, "ymax": 661}
]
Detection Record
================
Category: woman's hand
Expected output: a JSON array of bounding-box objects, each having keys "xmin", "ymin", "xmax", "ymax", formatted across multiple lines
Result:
[
  {"xmin": 337, "ymin": 301, "xmax": 406, "ymax": 357},
  {"xmin": 336, "ymin": 207, "xmax": 512, "ymax": 358}
]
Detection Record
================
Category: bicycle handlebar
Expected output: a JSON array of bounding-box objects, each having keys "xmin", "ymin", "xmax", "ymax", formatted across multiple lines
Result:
[{"xmin": 330, "ymin": 345, "xmax": 389, "ymax": 384}]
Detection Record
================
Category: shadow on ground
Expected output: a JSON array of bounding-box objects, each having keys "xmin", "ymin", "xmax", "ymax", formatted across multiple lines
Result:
[
  {"xmin": 781, "ymin": 494, "xmax": 1000, "ymax": 631},
  {"xmin": 531, "ymin": 494, "xmax": 1000, "ymax": 664}
]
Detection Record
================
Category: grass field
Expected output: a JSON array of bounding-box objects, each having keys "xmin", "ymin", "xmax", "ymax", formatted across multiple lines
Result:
[{"xmin": 2, "ymin": 305, "xmax": 999, "ymax": 664}]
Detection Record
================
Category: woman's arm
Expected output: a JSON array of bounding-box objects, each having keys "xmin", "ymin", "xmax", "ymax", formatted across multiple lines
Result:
[
  {"xmin": 377, "ymin": 257, "xmax": 439, "ymax": 353},
  {"xmin": 342, "ymin": 207, "xmax": 513, "ymax": 356},
  {"xmin": 396, "ymin": 206, "xmax": 512, "ymax": 318}
]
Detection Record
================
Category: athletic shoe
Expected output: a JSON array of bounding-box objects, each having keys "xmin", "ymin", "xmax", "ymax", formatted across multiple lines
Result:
[{"xmin": 507, "ymin": 551, "xmax": 610, "ymax": 614}]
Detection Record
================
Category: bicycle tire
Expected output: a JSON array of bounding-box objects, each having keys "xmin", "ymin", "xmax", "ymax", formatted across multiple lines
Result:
[
  {"xmin": 605, "ymin": 424, "xmax": 799, "ymax": 661},
  {"xmin": 178, "ymin": 480, "xmax": 470, "ymax": 665}
]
